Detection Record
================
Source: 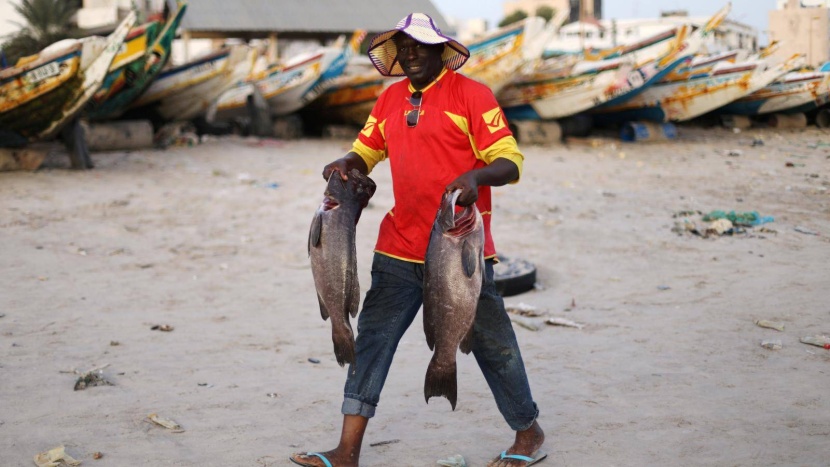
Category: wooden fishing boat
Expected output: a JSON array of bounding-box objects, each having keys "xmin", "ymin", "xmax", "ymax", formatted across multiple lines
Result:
[
  {"xmin": 715, "ymin": 68, "xmax": 830, "ymax": 116},
  {"xmin": 86, "ymin": 2, "xmax": 187, "ymax": 120},
  {"xmin": 595, "ymin": 54, "xmax": 798, "ymax": 123},
  {"xmin": 497, "ymin": 56, "xmax": 633, "ymax": 120},
  {"xmin": 129, "ymin": 43, "xmax": 255, "ymax": 122},
  {"xmin": 591, "ymin": 25, "xmax": 695, "ymax": 110},
  {"xmin": 0, "ymin": 12, "xmax": 136, "ymax": 142},
  {"xmin": 210, "ymin": 30, "xmax": 365, "ymax": 125},
  {"xmin": 593, "ymin": 4, "xmax": 730, "ymax": 110},
  {"xmin": 463, "ymin": 14, "xmax": 562, "ymax": 95},
  {"xmin": 208, "ymin": 78, "xmax": 261, "ymax": 123},
  {"xmin": 497, "ymin": 5, "xmax": 730, "ymax": 121},
  {"xmin": 255, "ymin": 30, "xmax": 366, "ymax": 118},
  {"xmin": 304, "ymin": 70, "xmax": 392, "ymax": 126}
]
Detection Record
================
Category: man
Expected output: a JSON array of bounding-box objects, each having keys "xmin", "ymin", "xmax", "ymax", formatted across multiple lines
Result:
[{"xmin": 291, "ymin": 13, "xmax": 545, "ymax": 467}]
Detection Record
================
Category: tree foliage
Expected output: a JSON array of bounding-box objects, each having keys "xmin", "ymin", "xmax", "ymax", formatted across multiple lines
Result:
[
  {"xmin": 1, "ymin": 0, "xmax": 82, "ymax": 66},
  {"xmin": 498, "ymin": 10, "xmax": 528, "ymax": 28},
  {"xmin": 535, "ymin": 6, "xmax": 556, "ymax": 22}
]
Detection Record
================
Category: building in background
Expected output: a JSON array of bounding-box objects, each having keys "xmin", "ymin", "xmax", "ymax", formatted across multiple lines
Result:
[
  {"xmin": 568, "ymin": 0, "xmax": 601, "ymax": 22},
  {"xmin": 503, "ymin": 0, "xmax": 602, "ymax": 23},
  {"xmin": 551, "ymin": 10, "xmax": 757, "ymax": 56},
  {"xmin": 769, "ymin": 0, "xmax": 830, "ymax": 67},
  {"xmin": 503, "ymin": 0, "xmax": 568, "ymax": 21},
  {"xmin": 776, "ymin": 0, "xmax": 830, "ymax": 8},
  {"xmin": 67, "ymin": 0, "xmax": 450, "ymax": 65},
  {"xmin": 446, "ymin": 17, "xmax": 488, "ymax": 44}
]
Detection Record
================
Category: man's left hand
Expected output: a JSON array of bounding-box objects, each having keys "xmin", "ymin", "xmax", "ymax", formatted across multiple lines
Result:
[{"xmin": 446, "ymin": 171, "xmax": 479, "ymax": 206}]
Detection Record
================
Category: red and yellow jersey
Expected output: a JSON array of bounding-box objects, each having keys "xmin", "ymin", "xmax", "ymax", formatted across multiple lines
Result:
[{"xmin": 352, "ymin": 68, "xmax": 523, "ymax": 263}]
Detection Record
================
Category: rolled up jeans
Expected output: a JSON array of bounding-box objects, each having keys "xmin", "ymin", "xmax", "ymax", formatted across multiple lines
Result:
[{"xmin": 341, "ymin": 253, "xmax": 540, "ymax": 431}]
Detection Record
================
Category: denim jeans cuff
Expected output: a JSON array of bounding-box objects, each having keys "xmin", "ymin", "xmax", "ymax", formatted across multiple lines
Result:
[
  {"xmin": 510, "ymin": 404, "xmax": 540, "ymax": 431},
  {"xmin": 342, "ymin": 397, "xmax": 376, "ymax": 418}
]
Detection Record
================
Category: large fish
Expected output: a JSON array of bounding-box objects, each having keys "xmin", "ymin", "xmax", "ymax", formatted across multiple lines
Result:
[
  {"xmin": 308, "ymin": 169, "xmax": 376, "ymax": 366},
  {"xmin": 423, "ymin": 189, "xmax": 485, "ymax": 409}
]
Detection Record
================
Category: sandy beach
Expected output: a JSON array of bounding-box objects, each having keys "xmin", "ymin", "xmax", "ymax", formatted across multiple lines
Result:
[{"xmin": 1, "ymin": 126, "xmax": 829, "ymax": 466}]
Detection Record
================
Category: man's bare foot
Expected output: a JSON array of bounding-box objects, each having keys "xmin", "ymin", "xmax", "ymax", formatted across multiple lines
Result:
[
  {"xmin": 290, "ymin": 415, "xmax": 367, "ymax": 466},
  {"xmin": 486, "ymin": 421, "xmax": 546, "ymax": 467},
  {"xmin": 289, "ymin": 447, "xmax": 358, "ymax": 467}
]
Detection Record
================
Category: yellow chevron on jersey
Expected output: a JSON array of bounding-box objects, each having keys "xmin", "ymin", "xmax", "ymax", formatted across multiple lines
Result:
[
  {"xmin": 361, "ymin": 115, "xmax": 377, "ymax": 137},
  {"xmin": 482, "ymin": 107, "xmax": 506, "ymax": 133}
]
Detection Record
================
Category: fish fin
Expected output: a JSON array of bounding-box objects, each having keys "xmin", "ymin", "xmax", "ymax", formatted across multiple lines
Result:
[
  {"xmin": 424, "ymin": 355, "xmax": 458, "ymax": 410},
  {"xmin": 461, "ymin": 240, "xmax": 477, "ymax": 278},
  {"xmin": 423, "ymin": 303, "xmax": 436, "ymax": 351},
  {"xmin": 347, "ymin": 272, "xmax": 360, "ymax": 319},
  {"xmin": 459, "ymin": 323, "xmax": 475, "ymax": 355},
  {"xmin": 317, "ymin": 293, "xmax": 329, "ymax": 321},
  {"xmin": 332, "ymin": 321, "xmax": 355, "ymax": 367},
  {"xmin": 308, "ymin": 211, "xmax": 323, "ymax": 254}
]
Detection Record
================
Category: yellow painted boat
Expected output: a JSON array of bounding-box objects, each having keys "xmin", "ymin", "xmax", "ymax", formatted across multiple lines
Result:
[
  {"xmin": 0, "ymin": 12, "xmax": 136, "ymax": 141},
  {"xmin": 87, "ymin": 2, "xmax": 188, "ymax": 120}
]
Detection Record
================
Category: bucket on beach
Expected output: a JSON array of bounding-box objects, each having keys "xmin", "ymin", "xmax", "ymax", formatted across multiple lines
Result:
[
  {"xmin": 620, "ymin": 121, "xmax": 677, "ymax": 142},
  {"xmin": 510, "ymin": 120, "xmax": 562, "ymax": 145},
  {"xmin": 720, "ymin": 114, "xmax": 752, "ymax": 130},
  {"xmin": 768, "ymin": 113, "xmax": 807, "ymax": 129},
  {"xmin": 82, "ymin": 120, "xmax": 155, "ymax": 151}
]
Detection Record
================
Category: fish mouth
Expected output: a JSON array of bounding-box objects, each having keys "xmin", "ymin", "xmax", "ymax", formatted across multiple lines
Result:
[
  {"xmin": 447, "ymin": 207, "xmax": 477, "ymax": 236},
  {"xmin": 322, "ymin": 196, "xmax": 340, "ymax": 211}
]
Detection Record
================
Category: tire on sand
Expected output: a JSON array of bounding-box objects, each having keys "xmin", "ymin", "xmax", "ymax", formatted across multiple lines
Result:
[{"xmin": 493, "ymin": 255, "xmax": 536, "ymax": 297}]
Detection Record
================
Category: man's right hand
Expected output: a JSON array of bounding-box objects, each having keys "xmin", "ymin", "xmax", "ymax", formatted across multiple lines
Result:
[
  {"xmin": 322, "ymin": 152, "xmax": 369, "ymax": 181},
  {"xmin": 323, "ymin": 159, "xmax": 351, "ymax": 181}
]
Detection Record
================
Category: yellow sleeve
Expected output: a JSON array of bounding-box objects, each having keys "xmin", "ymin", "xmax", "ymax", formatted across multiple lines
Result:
[
  {"xmin": 351, "ymin": 117, "xmax": 387, "ymax": 173},
  {"xmin": 351, "ymin": 139, "xmax": 386, "ymax": 174},
  {"xmin": 479, "ymin": 135, "xmax": 524, "ymax": 183}
]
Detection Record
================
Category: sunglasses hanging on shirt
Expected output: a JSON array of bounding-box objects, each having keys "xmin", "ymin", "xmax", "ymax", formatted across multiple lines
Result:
[{"xmin": 407, "ymin": 91, "xmax": 422, "ymax": 128}]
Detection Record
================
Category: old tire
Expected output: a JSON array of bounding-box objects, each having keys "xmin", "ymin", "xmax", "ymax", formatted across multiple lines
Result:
[{"xmin": 494, "ymin": 255, "xmax": 536, "ymax": 297}]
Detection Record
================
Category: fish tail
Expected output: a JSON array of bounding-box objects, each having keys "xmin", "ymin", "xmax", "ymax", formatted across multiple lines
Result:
[
  {"xmin": 424, "ymin": 355, "xmax": 457, "ymax": 410},
  {"xmin": 332, "ymin": 322, "xmax": 355, "ymax": 367}
]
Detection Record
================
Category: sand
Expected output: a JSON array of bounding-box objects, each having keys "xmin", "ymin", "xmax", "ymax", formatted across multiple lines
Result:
[{"xmin": 1, "ymin": 126, "xmax": 829, "ymax": 466}]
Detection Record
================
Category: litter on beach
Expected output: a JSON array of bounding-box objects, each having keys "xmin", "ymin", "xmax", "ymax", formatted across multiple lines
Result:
[
  {"xmin": 546, "ymin": 317, "xmax": 585, "ymax": 329},
  {"xmin": 755, "ymin": 320, "xmax": 785, "ymax": 332},
  {"xmin": 148, "ymin": 413, "xmax": 184, "ymax": 432},
  {"xmin": 799, "ymin": 335, "xmax": 830, "ymax": 349},
  {"xmin": 33, "ymin": 445, "xmax": 81, "ymax": 467},
  {"xmin": 437, "ymin": 454, "xmax": 467, "ymax": 467},
  {"xmin": 510, "ymin": 315, "xmax": 546, "ymax": 332},
  {"xmin": 761, "ymin": 339, "xmax": 782, "ymax": 350},
  {"xmin": 505, "ymin": 302, "xmax": 546, "ymax": 317}
]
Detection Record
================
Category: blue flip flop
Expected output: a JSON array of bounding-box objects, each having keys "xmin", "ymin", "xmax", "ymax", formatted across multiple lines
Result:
[
  {"xmin": 498, "ymin": 450, "xmax": 548, "ymax": 466},
  {"xmin": 289, "ymin": 452, "xmax": 333, "ymax": 467}
]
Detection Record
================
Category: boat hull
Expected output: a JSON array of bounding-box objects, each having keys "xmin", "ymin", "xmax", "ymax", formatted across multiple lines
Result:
[
  {"xmin": 717, "ymin": 71, "xmax": 830, "ymax": 116},
  {"xmin": 87, "ymin": 3, "xmax": 187, "ymax": 120},
  {"xmin": 597, "ymin": 59, "xmax": 793, "ymax": 123},
  {"xmin": 500, "ymin": 59, "xmax": 638, "ymax": 120},
  {"xmin": 0, "ymin": 13, "xmax": 135, "ymax": 141},
  {"xmin": 130, "ymin": 45, "xmax": 253, "ymax": 122}
]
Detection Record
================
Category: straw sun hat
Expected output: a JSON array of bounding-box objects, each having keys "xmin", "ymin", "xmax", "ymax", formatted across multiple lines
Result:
[{"xmin": 367, "ymin": 12, "xmax": 470, "ymax": 77}]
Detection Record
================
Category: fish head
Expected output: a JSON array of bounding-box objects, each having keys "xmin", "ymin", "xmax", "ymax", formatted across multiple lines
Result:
[
  {"xmin": 322, "ymin": 170, "xmax": 349, "ymax": 212},
  {"xmin": 447, "ymin": 204, "xmax": 480, "ymax": 238},
  {"xmin": 348, "ymin": 168, "xmax": 377, "ymax": 209},
  {"xmin": 437, "ymin": 189, "xmax": 483, "ymax": 236},
  {"xmin": 321, "ymin": 169, "xmax": 377, "ymax": 224},
  {"xmin": 436, "ymin": 190, "xmax": 462, "ymax": 232}
]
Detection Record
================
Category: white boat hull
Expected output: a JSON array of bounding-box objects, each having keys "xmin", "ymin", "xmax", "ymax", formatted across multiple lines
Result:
[
  {"xmin": 132, "ymin": 45, "xmax": 252, "ymax": 121},
  {"xmin": 599, "ymin": 60, "xmax": 792, "ymax": 122}
]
